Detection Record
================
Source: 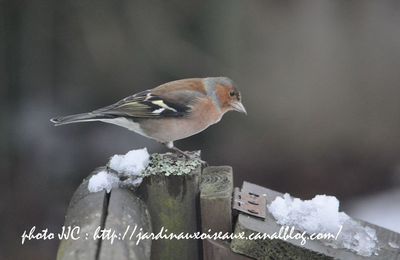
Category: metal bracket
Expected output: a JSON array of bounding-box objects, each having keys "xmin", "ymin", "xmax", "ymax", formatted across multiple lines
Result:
[{"xmin": 233, "ymin": 187, "xmax": 267, "ymax": 219}]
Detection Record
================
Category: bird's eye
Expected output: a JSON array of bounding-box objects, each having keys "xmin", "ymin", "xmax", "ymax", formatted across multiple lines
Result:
[{"xmin": 229, "ymin": 91, "xmax": 235, "ymax": 97}]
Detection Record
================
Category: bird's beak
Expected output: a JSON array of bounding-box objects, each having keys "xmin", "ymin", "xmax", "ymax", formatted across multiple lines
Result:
[{"xmin": 231, "ymin": 101, "xmax": 247, "ymax": 115}]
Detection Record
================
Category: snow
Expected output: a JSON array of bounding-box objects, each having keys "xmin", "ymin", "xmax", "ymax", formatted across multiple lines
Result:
[
  {"xmin": 88, "ymin": 148, "xmax": 150, "ymax": 193},
  {"xmin": 389, "ymin": 241, "xmax": 399, "ymax": 249},
  {"xmin": 88, "ymin": 170, "xmax": 119, "ymax": 193},
  {"xmin": 268, "ymin": 194, "xmax": 344, "ymax": 234},
  {"xmin": 109, "ymin": 148, "xmax": 150, "ymax": 175},
  {"xmin": 268, "ymin": 193, "xmax": 379, "ymax": 256}
]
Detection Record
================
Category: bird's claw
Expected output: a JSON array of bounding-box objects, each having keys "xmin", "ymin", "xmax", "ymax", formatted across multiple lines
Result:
[{"xmin": 167, "ymin": 150, "xmax": 207, "ymax": 166}]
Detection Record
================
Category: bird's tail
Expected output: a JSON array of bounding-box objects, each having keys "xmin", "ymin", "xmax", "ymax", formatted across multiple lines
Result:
[{"xmin": 50, "ymin": 112, "xmax": 103, "ymax": 126}]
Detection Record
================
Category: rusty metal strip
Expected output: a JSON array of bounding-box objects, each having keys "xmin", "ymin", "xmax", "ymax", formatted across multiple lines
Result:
[{"xmin": 232, "ymin": 187, "xmax": 267, "ymax": 219}]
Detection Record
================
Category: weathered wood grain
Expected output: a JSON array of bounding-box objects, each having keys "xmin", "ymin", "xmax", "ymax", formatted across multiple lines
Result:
[
  {"xmin": 231, "ymin": 182, "xmax": 400, "ymax": 260},
  {"xmin": 200, "ymin": 166, "xmax": 233, "ymax": 234},
  {"xmin": 57, "ymin": 168, "xmax": 107, "ymax": 260},
  {"xmin": 203, "ymin": 239, "xmax": 253, "ymax": 260},
  {"xmin": 98, "ymin": 188, "xmax": 152, "ymax": 260},
  {"xmin": 137, "ymin": 161, "xmax": 202, "ymax": 260},
  {"xmin": 57, "ymin": 167, "xmax": 152, "ymax": 260}
]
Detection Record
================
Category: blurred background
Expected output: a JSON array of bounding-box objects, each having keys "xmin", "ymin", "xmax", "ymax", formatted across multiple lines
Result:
[{"xmin": 2, "ymin": 0, "xmax": 400, "ymax": 259}]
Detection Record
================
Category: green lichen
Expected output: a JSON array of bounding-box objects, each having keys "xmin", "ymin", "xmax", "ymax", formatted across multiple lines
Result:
[{"xmin": 141, "ymin": 152, "xmax": 202, "ymax": 177}]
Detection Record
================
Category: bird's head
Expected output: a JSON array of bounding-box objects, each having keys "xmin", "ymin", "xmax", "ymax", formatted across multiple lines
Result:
[{"xmin": 207, "ymin": 77, "xmax": 247, "ymax": 115}]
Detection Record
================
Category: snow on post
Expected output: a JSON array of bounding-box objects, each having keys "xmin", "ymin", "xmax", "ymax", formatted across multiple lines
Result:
[
  {"xmin": 87, "ymin": 171, "xmax": 119, "ymax": 193},
  {"xmin": 231, "ymin": 182, "xmax": 400, "ymax": 260},
  {"xmin": 268, "ymin": 193, "xmax": 378, "ymax": 257},
  {"xmin": 87, "ymin": 148, "xmax": 150, "ymax": 193}
]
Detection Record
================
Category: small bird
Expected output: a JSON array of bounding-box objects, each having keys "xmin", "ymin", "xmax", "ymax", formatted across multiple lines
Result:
[{"xmin": 51, "ymin": 77, "xmax": 246, "ymax": 159}]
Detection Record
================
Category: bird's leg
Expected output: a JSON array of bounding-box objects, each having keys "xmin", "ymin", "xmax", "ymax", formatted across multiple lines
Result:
[
  {"xmin": 163, "ymin": 141, "xmax": 207, "ymax": 165},
  {"xmin": 164, "ymin": 141, "xmax": 191, "ymax": 159}
]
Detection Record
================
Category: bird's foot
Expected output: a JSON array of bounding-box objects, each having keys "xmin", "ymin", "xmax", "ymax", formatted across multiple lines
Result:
[
  {"xmin": 169, "ymin": 148, "xmax": 207, "ymax": 165},
  {"xmin": 180, "ymin": 150, "xmax": 207, "ymax": 166},
  {"xmin": 162, "ymin": 142, "xmax": 207, "ymax": 165}
]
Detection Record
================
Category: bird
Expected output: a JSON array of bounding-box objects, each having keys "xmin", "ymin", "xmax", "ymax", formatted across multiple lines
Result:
[{"xmin": 50, "ymin": 77, "xmax": 246, "ymax": 159}]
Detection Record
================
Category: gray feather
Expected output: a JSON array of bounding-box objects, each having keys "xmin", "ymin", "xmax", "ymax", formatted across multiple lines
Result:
[{"xmin": 50, "ymin": 113, "xmax": 108, "ymax": 126}]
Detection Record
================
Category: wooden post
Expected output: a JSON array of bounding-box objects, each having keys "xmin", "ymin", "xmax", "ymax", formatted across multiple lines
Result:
[
  {"xmin": 57, "ymin": 169, "xmax": 107, "ymax": 260},
  {"xmin": 98, "ymin": 188, "xmax": 152, "ymax": 260},
  {"xmin": 137, "ymin": 153, "xmax": 202, "ymax": 260},
  {"xmin": 200, "ymin": 166, "xmax": 252, "ymax": 260},
  {"xmin": 200, "ymin": 166, "xmax": 233, "ymax": 234},
  {"xmin": 203, "ymin": 240, "xmax": 252, "ymax": 260},
  {"xmin": 57, "ymin": 167, "xmax": 152, "ymax": 260}
]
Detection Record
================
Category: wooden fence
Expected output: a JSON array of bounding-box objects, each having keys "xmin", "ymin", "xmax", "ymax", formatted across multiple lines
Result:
[{"xmin": 57, "ymin": 155, "xmax": 400, "ymax": 260}]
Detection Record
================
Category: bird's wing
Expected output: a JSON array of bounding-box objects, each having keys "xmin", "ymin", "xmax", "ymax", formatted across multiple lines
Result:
[{"xmin": 93, "ymin": 89, "xmax": 198, "ymax": 118}]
